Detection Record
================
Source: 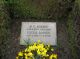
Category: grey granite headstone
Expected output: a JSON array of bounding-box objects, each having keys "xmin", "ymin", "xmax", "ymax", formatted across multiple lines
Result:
[{"xmin": 20, "ymin": 22, "xmax": 57, "ymax": 45}]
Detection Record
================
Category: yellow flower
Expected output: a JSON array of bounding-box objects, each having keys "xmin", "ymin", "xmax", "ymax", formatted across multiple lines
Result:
[
  {"xmin": 25, "ymin": 56, "xmax": 28, "ymax": 59},
  {"xmin": 49, "ymin": 54, "xmax": 57, "ymax": 59},
  {"xmin": 51, "ymin": 48, "xmax": 54, "ymax": 51},
  {"xmin": 18, "ymin": 51, "xmax": 23, "ymax": 56},
  {"xmin": 16, "ymin": 56, "xmax": 18, "ymax": 59},
  {"xmin": 25, "ymin": 47, "xmax": 29, "ymax": 52},
  {"xmin": 38, "ymin": 40, "xmax": 41, "ymax": 43},
  {"xmin": 38, "ymin": 44, "xmax": 44, "ymax": 48},
  {"xmin": 27, "ymin": 52, "xmax": 33, "ymax": 56},
  {"xmin": 33, "ymin": 42, "xmax": 37, "ymax": 46},
  {"xmin": 24, "ymin": 53, "xmax": 33, "ymax": 59},
  {"xmin": 27, "ymin": 45, "xmax": 37, "ymax": 51},
  {"xmin": 16, "ymin": 40, "xmax": 57, "ymax": 59},
  {"xmin": 37, "ymin": 49, "xmax": 41, "ymax": 54},
  {"xmin": 48, "ymin": 45, "xmax": 50, "ymax": 48},
  {"xmin": 37, "ymin": 47, "xmax": 48, "ymax": 57}
]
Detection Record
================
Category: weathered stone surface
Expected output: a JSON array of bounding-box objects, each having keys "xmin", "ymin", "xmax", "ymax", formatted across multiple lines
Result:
[{"xmin": 20, "ymin": 22, "xmax": 57, "ymax": 45}]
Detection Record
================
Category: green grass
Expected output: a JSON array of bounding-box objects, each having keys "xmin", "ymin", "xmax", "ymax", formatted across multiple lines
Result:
[{"xmin": 77, "ymin": 0, "xmax": 80, "ymax": 8}]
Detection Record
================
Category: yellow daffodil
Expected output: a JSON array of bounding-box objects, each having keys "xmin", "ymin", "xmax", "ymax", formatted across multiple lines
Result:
[
  {"xmin": 25, "ymin": 56, "xmax": 28, "ymax": 59},
  {"xmin": 16, "ymin": 40, "xmax": 56, "ymax": 59},
  {"xmin": 51, "ymin": 48, "xmax": 54, "ymax": 51},
  {"xmin": 49, "ymin": 54, "xmax": 57, "ymax": 59},
  {"xmin": 18, "ymin": 51, "xmax": 23, "ymax": 56},
  {"xmin": 27, "ymin": 52, "xmax": 33, "ymax": 56},
  {"xmin": 16, "ymin": 56, "xmax": 18, "ymax": 59},
  {"xmin": 38, "ymin": 40, "xmax": 41, "ymax": 43}
]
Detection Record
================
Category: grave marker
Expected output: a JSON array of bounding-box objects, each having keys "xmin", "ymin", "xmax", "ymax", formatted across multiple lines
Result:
[{"xmin": 20, "ymin": 22, "xmax": 57, "ymax": 45}]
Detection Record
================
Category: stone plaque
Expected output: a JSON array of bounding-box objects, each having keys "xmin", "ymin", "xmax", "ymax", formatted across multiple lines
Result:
[{"xmin": 20, "ymin": 22, "xmax": 57, "ymax": 45}]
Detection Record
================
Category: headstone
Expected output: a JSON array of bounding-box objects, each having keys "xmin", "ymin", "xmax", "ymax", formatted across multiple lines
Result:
[{"xmin": 20, "ymin": 22, "xmax": 57, "ymax": 45}]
